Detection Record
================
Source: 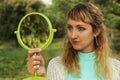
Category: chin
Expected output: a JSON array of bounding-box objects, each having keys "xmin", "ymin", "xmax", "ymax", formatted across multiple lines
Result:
[{"xmin": 73, "ymin": 46, "xmax": 82, "ymax": 51}]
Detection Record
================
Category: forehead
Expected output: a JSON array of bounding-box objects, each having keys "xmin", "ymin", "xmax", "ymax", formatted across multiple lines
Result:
[
  {"xmin": 67, "ymin": 18, "xmax": 88, "ymax": 26},
  {"xmin": 67, "ymin": 18, "xmax": 93, "ymax": 30}
]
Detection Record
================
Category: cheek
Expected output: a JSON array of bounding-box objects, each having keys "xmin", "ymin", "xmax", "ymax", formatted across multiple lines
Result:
[{"xmin": 81, "ymin": 32, "xmax": 94, "ymax": 43}]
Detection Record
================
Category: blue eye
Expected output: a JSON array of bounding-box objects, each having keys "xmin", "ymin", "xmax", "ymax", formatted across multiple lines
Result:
[
  {"xmin": 67, "ymin": 25, "xmax": 72, "ymax": 31},
  {"xmin": 78, "ymin": 27, "xmax": 86, "ymax": 31}
]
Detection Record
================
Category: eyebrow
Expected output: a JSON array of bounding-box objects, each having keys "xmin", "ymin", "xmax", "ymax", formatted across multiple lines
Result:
[{"xmin": 67, "ymin": 23, "xmax": 85, "ymax": 27}]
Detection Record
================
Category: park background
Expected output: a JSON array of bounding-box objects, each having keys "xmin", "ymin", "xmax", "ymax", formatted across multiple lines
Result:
[{"xmin": 0, "ymin": 0, "xmax": 120, "ymax": 80}]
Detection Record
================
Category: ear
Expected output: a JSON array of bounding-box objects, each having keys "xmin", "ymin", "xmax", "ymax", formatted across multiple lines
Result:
[{"xmin": 94, "ymin": 29, "xmax": 101, "ymax": 37}]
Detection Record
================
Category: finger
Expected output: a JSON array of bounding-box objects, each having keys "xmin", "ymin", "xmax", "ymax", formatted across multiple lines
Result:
[
  {"xmin": 39, "ymin": 55, "xmax": 45, "ymax": 66},
  {"xmin": 28, "ymin": 48, "xmax": 41, "ymax": 56},
  {"xmin": 28, "ymin": 55, "xmax": 42, "ymax": 68},
  {"xmin": 27, "ymin": 61, "xmax": 40, "ymax": 75},
  {"xmin": 27, "ymin": 60, "xmax": 34, "ymax": 75},
  {"xmin": 32, "ymin": 61, "xmax": 41, "ymax": 66},
  {"xmin": 27, "ymin": 55, "xmax": 39, "ymax": 75},
  {"xmin": 33, "ymin": 65, "xmax": 40, "ymax": 71},
  {"xmin": 31, "ymin": 55, "xmax": 44, "ymax": 67},
  {"xmin": 36, "ymin": 67, "xmax": 46, "ymax": 77},
  {"xmin": 27, "ymin": 48, "xmax": 41, "ymax": 59}
]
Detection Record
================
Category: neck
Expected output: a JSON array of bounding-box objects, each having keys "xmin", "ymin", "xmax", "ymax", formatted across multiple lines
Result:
[
  {"xmin": 78, "ymin": 44, "xmax": 95, "ymax": 53},
  {"xmin": 79, "ymin": 42, "xmax": 95, "ymax": 53},
  {"xmin": 78, "ymin": 49, "xmax": 95, "ymax": 53}
]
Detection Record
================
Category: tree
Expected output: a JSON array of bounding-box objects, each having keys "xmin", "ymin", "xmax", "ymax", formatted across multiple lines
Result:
[
  {"xmin": 0, "ymin": 0, "xmax": 45, "ymax": 41},
  {"xmin": 101, "ymin": 1, "xmax": 120, "ymax": 30}
]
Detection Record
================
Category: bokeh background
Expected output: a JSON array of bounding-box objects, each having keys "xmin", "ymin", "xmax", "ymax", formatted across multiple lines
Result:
[{"xmin": 0, "ymin": 0, "xmax": 120, "ymax": 80}]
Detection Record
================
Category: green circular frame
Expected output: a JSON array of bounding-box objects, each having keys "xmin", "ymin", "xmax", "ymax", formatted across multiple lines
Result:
[{"xmin": 14, "ymin": 12, "xmax": 56, "ymax": 50}]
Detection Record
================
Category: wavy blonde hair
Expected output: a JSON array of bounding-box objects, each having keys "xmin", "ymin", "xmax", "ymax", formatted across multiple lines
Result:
[{"xmin": 62, "ymin": 3, "xmax": 112, "ymax": 80}]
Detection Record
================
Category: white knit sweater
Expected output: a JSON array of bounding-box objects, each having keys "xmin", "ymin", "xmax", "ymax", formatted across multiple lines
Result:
[{"xmin": 46, "ymin": 57, "xmax": 120, "ymax": 80}]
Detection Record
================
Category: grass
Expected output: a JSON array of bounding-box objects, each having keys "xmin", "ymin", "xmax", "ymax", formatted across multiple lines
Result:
[
  {"xmin": 0, "ymin": 48, "xmax": 27, "ymax": 79},
  {"xmin": 0, "ymin": 38, "xmax": 64, "ymax": 80}
]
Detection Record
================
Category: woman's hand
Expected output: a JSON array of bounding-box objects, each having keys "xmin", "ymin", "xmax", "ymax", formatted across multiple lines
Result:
[{"xmin": 27, "ymin": 48, "xmax": 46, "ymax": 77}]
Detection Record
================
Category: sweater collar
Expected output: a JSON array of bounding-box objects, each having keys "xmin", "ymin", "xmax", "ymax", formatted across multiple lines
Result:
[{"xmin": 78, "ymin": 51, "xmax": 96, "ymax": 61}]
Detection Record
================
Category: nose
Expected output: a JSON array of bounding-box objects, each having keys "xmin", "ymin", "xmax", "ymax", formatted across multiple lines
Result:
[{"xmin": 71, "ymin": 29, "xmax": 78, "ymax": 39}]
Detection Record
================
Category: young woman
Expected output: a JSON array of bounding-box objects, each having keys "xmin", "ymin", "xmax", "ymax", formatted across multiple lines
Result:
[{"xmin": 27, "ymin": 3, "xmax": 120, "ymax": 80}]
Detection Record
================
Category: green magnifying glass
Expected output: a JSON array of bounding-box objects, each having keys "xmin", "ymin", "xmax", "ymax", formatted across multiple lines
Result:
[{"xmin": 14, "ymin": 12, "xmax": 56, "ymax": 80}]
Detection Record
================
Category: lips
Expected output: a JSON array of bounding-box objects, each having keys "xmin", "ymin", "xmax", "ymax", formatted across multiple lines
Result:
[{"xmin": 72, "ymin": 41, "xmax": 79, "ymax": 45}]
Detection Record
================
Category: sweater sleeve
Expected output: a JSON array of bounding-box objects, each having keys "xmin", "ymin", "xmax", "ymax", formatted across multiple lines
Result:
[
  {"xmin": 46, "ymin": 57, "xmax": 66, "ymax": 80},
  {"xmin": 110, "ymin": 58, "xmax": 120, "ymax": 80}
]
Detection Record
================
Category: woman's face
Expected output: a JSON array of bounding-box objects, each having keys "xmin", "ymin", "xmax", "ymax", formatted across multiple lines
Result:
[{"xmin": 67, "ymin": 18, "xmax": 96, "ymax": 53}]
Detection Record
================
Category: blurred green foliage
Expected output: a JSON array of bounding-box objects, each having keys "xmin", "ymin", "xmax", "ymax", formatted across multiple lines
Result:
[
  {"xmin": 0, "ymin": 48, "xmax": 27, "ymax": 78},
  {"xmin": 0, "ymin": 0, "xmax": 120, "ymax": 41},
  {"xmin": 0, "ymin": 0, "xmax": 45, "ymax": 41}
]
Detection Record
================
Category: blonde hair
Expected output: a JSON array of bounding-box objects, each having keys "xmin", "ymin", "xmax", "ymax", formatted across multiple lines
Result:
[{"xmin": 62, "ymin": 3, "xmax": 112, "ymax": 80}]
